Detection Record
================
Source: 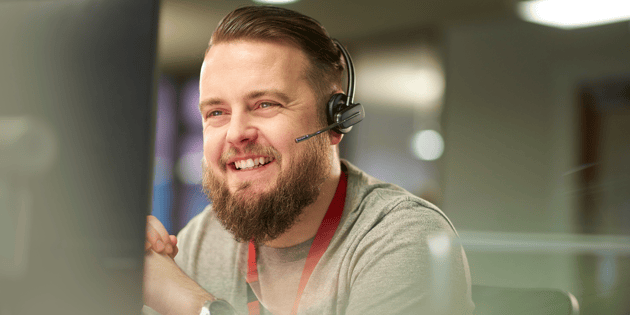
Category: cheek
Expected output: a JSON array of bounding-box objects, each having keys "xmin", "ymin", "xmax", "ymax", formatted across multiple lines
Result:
[
  {"xmin": 203, "ymin": 132, "xmax": 223, "ymax": 165},
  {"xmin": 259, "ymin": 124, "xmax": 295, "ymax": 152},
  {"xmin": 264, "ymin": 118, "xmax": 311, "ymax": 143}
]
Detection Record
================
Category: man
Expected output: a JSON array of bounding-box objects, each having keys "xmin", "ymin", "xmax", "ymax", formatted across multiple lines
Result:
[{"xmin": 143, "ymin": 6, "xmax": 473, "ymax": 315}]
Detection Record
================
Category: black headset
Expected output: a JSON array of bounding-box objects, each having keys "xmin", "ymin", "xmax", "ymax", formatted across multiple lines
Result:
[{"xmin": 295, "ymin": 39, "xmax": 365, "ymax": 143}]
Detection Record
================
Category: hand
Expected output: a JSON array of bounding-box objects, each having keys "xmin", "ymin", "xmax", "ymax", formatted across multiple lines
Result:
[
  {"xmin": 143, "ymin": 250, "xmax": 215, "ymax": 315},
  {"xmin": 145, "ymin": 215, "xmax": 179, "ymax": 258}
]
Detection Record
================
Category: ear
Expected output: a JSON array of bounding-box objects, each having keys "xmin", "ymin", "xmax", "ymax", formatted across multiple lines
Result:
[{"xmin": 329, "ymin": 130, "xmax": 343, "ymax": 145}]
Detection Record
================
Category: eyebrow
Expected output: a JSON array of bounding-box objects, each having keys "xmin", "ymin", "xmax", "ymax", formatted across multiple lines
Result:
[
  {"xmin": 198, "ymin": 98, "xmax": 222, "ymax": 112},
  {"xmin": 198, "ymin": 89, "xmax": 293, "ymax": 112},
  {"xmin": 246, "ymin": 90, "xmax": 292, "ymax": 104}
]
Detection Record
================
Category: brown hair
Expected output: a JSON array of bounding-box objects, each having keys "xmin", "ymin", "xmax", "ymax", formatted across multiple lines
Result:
[{"xmin": 208, "ymin": 6, "xmax": 345, "ymax": 125}]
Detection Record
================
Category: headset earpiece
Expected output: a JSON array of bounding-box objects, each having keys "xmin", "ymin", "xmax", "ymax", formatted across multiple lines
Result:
[
  {"xmin": 326, "ymin": 92, "xmax": 365, "ymax": 134},
  {"xmin": 327, "ymin": 93, "xmax": 348, "ymax": 133}
]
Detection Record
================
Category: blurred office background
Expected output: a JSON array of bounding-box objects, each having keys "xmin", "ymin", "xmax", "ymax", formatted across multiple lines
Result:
[{"xmin": 151, "ymin": 0, "xmax": 630, "ymax": 314}]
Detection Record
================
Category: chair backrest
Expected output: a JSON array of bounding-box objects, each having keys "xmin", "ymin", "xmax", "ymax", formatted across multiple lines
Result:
[{"xmin": 472, "ymin": 285, "xmax": 580, "ymax": 315}]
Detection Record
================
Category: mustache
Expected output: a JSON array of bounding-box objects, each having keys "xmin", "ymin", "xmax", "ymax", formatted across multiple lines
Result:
[{"xmin": 219, "ymin": 143, "xmax": 282, "ymax": 168}]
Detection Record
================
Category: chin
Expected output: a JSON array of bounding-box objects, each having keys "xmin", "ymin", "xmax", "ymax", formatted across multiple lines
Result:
[{"xmin": 232, "ymin": 180, "xmax": 275, "ymax": 195}]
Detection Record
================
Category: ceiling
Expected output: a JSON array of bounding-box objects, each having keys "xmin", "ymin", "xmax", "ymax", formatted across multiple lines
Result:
[{"xmin": 157, "ymin": 0, "xmax": 517, "ymax": 75}]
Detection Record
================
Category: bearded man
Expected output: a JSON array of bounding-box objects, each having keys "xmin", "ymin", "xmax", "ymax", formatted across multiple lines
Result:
[{"xmin": 143, "ymin": 6, "xmax": 474, "ymax": 315}]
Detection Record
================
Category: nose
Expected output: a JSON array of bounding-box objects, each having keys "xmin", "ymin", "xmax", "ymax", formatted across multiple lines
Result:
[{"xmin": 225, "ymin": 111, "xmax": 258, "ymax": 148}]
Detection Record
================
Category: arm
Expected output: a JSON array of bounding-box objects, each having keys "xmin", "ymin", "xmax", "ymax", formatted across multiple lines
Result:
[
  {"xmin": 143, "ymin": 216, "xmax": 236, "ymax": 315},
  {"xmin": 143, "ymin": 249, "xmax": 216, "ymax": 315}
]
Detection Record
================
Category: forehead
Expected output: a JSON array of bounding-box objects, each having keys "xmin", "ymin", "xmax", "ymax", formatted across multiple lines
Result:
[{"xmin": 200, "ymin": 40, "xmax": 311, "ymax": 98}]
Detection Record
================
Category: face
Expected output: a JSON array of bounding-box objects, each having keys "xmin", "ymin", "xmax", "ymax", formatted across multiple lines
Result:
[{"xmin": 199, "ymin": 40, "xmax": 334, "ymax": 242}]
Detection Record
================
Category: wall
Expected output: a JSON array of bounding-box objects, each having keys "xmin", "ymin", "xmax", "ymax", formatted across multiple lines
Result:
[{"xmin": 441, "ymin": 18, "xmax": 630, "ymax": 302}]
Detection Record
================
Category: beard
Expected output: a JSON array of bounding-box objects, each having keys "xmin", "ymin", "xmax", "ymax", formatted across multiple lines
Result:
[{"xmin": 202, "ymin": 134, "xmax": 331, "ymax": 244}]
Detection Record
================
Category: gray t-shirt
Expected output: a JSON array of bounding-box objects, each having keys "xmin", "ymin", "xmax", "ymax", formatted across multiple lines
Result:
[
  {"xmin": 144, "ymin": 160, "xmax": 474, "ymax": 314},
  {"xmin": 252, "ymin": 236, "xmax": 315, "ymax": 314}
]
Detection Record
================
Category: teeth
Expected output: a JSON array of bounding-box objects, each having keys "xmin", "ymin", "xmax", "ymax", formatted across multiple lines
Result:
[{"xmin": 234, "ymin": 157, "xmax": 273, "ymax": 170}]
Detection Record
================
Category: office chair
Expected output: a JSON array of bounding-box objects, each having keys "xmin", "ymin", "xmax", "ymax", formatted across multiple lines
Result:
[{"xmin": 472, "ymin": 285, "xmax": 580, "ymax": 315}]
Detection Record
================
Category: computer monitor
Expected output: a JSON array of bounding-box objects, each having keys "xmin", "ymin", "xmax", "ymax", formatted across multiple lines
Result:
[{"xmin": 0, "ymin": 0, "xmax": 159, "ymax": 314}]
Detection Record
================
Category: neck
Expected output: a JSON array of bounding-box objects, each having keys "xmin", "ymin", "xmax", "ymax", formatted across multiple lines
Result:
[{"xmin": 264, "ymin": 157, "xmax": 342, "ymax": 249}]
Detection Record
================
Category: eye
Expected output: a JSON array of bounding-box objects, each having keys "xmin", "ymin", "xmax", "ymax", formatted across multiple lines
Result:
[
  {"xmin": 258, "ymin": 102, "xmax": 279, "ymax": 109},
  {"xmin": 206, "ymin": 110, "xmax": 223, "ymax": 118}
]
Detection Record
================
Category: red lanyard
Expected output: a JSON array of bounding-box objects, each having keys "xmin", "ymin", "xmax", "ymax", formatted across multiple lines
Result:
[{"xmin": 246, "ymin": 172, "xmax": 348, "ymax": 315}]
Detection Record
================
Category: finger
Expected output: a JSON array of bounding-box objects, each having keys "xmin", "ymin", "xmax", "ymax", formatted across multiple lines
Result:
[
  {"xmin": 172, "ymin": 245, "xmax": 178, "ymax": 258},
  {"xmin": 167, "ymin": 244, "xmax": 178, "ymax": 259},
  {"xmin": 146, "ymin": 223, "xmax": 165, "ymax": 252},
  {"xmin": 168, "ymin": 235, "xmax": 179, "ymax": 258},
  {"xmin": 146, "ymin": 215, "xmax": 171, "ymax": 253}
]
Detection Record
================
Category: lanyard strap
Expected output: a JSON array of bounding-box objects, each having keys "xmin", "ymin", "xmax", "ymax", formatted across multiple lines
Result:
[{"xmin": 246, "ymin": 172, "xmax": 348, "ymax": 315}]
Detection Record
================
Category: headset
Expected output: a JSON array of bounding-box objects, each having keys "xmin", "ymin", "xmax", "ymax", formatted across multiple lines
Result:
[{"xmin": 295, "ymin": 39, "xmax": 365, "ymax": 143}]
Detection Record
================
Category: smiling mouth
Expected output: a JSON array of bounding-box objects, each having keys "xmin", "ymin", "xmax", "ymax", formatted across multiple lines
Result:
[{"xmin": 232, "ymin": 157, "xmax": 274, "ymax": 171}]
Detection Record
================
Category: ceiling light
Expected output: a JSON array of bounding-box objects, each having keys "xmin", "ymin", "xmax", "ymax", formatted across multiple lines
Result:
[
  {"xmin": 252, "ymin": 0, "xmax": 300, "ymax": 4},
  {"xmin": 356, "ymin": 46, "xmax": 445, "ymax": 110},
  {"xmin": 410, "ymin": 130, "xmax": 444, "ymax": 161},
  {"xmin": 517, "ymin": 0, "xmax": 630, "ymax": 29}
]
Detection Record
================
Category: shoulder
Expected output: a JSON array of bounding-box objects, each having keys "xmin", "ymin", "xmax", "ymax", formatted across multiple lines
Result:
[
  {"xmin": 342, "ymin": 160, "xmax": 457, "ymax": 238},
  {"xmin": 335, "ymin": 162, "xmax": 473, "ymax": 314},
  {"xmin": 334, "ymin": 160, "xmax": 463, "ymax": 277}
]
